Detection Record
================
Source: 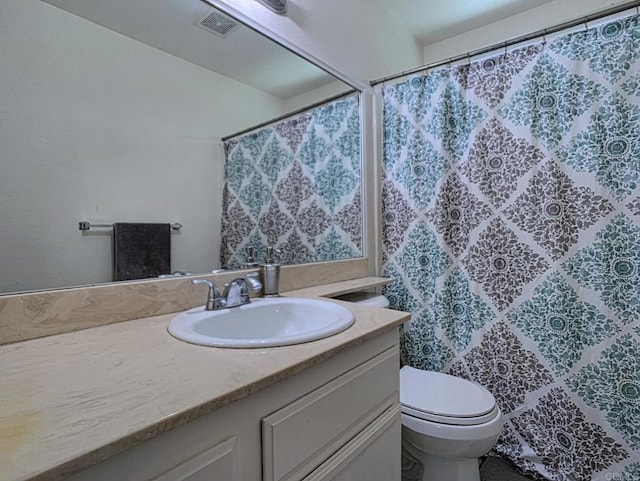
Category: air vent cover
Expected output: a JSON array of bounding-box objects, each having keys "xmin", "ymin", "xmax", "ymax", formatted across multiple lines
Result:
[{"xmin": 197, "ymin": 10, "xmax": 238, "ymax": 37}]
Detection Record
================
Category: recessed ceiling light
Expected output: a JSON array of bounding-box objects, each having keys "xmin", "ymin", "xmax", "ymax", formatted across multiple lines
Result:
[{"xmin": 256, "ymin": 0, "xmax": 287, "ymax": 15}]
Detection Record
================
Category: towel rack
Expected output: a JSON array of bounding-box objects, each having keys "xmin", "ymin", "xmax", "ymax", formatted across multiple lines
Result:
[{"xmin": 78, "ymin": 221, "xmax": 183, "ymax": 231}]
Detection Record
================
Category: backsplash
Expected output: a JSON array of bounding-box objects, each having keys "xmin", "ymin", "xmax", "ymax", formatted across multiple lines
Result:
[
  {"xmin": 0, "ymin": 258, "xmax": 369, "ymax": 345},
  {"xmin": 221, "ymin": 94, "xmax": 362, "ymax": 268}
]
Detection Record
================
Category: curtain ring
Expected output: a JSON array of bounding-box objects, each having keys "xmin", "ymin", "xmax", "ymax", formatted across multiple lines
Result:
[
  {"xmin": 584, "ymin": 20, "xmax": 589, "ymax": 32},
  {"xmin": 466, "ymin": 53, "xmax": 471, "ymax": 66}
]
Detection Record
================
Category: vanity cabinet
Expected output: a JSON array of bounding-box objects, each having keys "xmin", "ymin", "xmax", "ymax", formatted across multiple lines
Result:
[
  {"xmin": 68, "ymin": 330, "xmax": 400, "ymax": 481},
  {"xmin": 151, "ymin": 437, "xmax": 240, "ymax": 480}
]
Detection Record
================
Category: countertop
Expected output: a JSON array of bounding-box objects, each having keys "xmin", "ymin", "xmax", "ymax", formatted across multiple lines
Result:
[{"xmin": 0, "ymin": 283, "xmax": 408, "ymax": 481}]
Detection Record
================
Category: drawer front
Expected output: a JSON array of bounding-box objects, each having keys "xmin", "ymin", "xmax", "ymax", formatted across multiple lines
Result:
[
  {"xmin": 152, "ymin": 437, "xmax": 239, "ymax": 481},
  {"xmin": 262, "ymin": 346, "xmax": 399, "ymax": 481},
  {"xmin": 303, "ymin": 404, "xmax": 401, "ymax": 481}
]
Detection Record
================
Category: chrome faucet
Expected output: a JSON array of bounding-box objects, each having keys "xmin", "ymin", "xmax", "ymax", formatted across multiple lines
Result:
[{"xmin": 192, "ymin": 273, "xmax": 263, "ymax": 311}]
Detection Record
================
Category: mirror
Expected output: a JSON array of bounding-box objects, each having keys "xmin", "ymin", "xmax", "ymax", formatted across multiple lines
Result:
[{"xmin": 0, "ymin": 0, "xmax": 361, "ymax": 294}]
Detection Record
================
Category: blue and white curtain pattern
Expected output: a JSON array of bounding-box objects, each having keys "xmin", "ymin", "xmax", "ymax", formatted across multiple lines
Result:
[
  {"xmin": 220, "ymin": 95, "xmax": 362, "ymax": 268},
  {"xmin": 382, "ymin": 14, "xmax": 640, "ymax": 481}
]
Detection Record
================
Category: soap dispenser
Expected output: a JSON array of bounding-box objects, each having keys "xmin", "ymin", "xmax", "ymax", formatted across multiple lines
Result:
[
  {"xmin": 242, "ymin": 246, "xmax": 259, "ymax": 269},
  {"xmin": 261, "ymin": 246, "xmax": 281, "ymax": 297}
]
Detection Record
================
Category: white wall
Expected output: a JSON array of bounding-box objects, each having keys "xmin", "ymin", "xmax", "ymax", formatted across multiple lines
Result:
[
  {"xmin": 283, "ymin": 80, "xmax": 352, "ymax": 113},
  {"xmin": 0, "ymin": 0, "xmax": 285, "ymax": 293},
  {"xmin": 422, "ymin": 0, "xmax": 631, "ymax": 63}
]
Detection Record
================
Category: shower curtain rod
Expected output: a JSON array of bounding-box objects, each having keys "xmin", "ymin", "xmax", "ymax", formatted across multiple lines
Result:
[
  {"xmin": 370, "ymin": 0, "xmax": 640, "ymax": 87},
  {"xmin": 221, "ymin": 89, "xmax": 357, "ymax": 142}
]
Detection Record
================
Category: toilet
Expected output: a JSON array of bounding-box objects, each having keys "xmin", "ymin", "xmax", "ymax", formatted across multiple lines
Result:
[
  {"xmin": 338, "ymin": 292, "xmax": 503, "ymax": 481},
  {"xmin": 400, "ymin": 366, "xmax": 503, "ymax": 481}
]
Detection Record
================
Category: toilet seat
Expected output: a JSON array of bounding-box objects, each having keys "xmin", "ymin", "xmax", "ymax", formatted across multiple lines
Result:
[{"xmin": 400, "ymin": 366, "xmax": 499, "ymax": 426}]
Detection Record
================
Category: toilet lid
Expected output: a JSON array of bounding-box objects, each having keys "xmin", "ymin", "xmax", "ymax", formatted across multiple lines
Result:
[{"xmin": 400, "ymin": 366, "xmax": 498, "ymax": 426}]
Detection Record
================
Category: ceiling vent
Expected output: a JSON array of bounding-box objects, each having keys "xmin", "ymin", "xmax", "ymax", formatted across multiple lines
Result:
[{"xmin": 196, "ymin": 10, "xmax": 239, "ymax": 37}]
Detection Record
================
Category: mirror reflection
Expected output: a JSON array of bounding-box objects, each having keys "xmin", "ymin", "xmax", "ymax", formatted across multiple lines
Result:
[
  {"xmin": 0, "ymin": 0, "xmax": 361, "ymax": 295},
  {"xmin": 220, "ymin": 93, "xmax": 362, "ymax": 270}
]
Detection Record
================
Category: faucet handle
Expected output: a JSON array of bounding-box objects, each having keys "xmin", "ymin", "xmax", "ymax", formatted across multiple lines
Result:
[
  {"xmin": 192, "ymin": 278, "xmax": 215, "ymax": 288},
  {"xmin": 245, "ymin": 272, "xmax": 263, "ymax": 293},
  {"xmin": 192, "ymin": 279, "xmax": 224, "ymax": 310}
]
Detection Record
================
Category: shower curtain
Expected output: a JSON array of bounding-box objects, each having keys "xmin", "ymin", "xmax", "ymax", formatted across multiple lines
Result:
[
  {"xmin": 382, "ymin": 14, "xmax": 640, "ymax": 481},
  {"xmin": 220, "ymin": 94, "xmax": 361, "ymax": 268}
]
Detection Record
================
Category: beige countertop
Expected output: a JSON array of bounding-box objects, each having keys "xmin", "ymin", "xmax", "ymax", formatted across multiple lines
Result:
[{"xmin": 0, "ymin": 287, "xmax": 408, "ymax": 481}]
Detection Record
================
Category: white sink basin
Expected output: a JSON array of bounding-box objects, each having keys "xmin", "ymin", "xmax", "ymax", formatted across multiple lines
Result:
[{"xmin": 167, "ymin": 297, "xmax": 355, "ymax": 348}]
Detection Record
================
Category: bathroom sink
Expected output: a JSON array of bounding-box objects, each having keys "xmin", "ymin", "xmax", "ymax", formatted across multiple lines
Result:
[{"xmin": 167, "ymin": 297, "xmax": 355, "ymax": 348}]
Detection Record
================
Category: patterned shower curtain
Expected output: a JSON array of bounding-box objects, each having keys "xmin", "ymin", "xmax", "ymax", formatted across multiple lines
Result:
[
  {"xmin": 382, "ymin": 14, "xmax": 640, "ymax": 481},
  {"xmin": 220, "ymin": 94, "xmax": 361, "ymax": 268}
]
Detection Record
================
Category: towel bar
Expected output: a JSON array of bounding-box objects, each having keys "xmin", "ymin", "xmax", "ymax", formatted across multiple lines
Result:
[{"xmin": 78, "ymin": 221, "xmax": 183, "ymax": 232}]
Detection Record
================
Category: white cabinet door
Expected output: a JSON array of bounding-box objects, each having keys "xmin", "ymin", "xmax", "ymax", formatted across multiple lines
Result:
[
  {"xmin": 262, "ymin": 346, "xmax": 399, "ymax": 481},
  {"xmin": 303, "ymin": 405, "xmax": 401, "ymax": 481},
  {"xmin": 152, "ymin": 437, "xmax": 239, "ymax": 481},
  {"xmin": 69, "ymin": 435, "xmax": 242, "ymax": 481}
]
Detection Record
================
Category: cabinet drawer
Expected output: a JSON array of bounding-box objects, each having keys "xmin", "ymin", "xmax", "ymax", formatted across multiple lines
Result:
[
  {"xmin": 303, "ymin": 404, "xmax": 401, "ymax": 481},
  {"xmin": 262, "ymin": 346, "xmax": 399, "ymax": 481},
  {"xmin": 152, "ymin": 437, "xmax": 239, "ymax": 481}
]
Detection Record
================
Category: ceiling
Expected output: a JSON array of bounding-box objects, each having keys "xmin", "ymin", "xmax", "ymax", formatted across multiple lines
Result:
[
  {"xmin": 43, "ymin": 0, "xmax": 568, "ymax": 98},
  {"xmin": 42, "ymin": 0, "xmax": 346, "ymax": 99},
  {"xmin": 378, "ymin": 0, "xmax": 556, "ymax": 46}
]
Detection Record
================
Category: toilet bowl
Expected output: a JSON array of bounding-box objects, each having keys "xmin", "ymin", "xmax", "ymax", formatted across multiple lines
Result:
[
  {"xmin": 400, "ymin": 366, "xmax": 503, "ymax": 481},
  {"xmin": 338, "ymin": 292, "xmax": 503, "ymax": 481}
]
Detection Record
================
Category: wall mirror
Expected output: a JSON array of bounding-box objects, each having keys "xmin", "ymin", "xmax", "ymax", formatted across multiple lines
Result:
[{"xmin": 0, "ymin": 0, "xmax": 362, "ymax": 295}]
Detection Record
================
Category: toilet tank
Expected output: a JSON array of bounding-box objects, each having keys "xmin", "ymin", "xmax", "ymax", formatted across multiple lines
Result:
[{"xmin": 334, "ymin": 292, "xmax": 390, "ymax": 308}]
